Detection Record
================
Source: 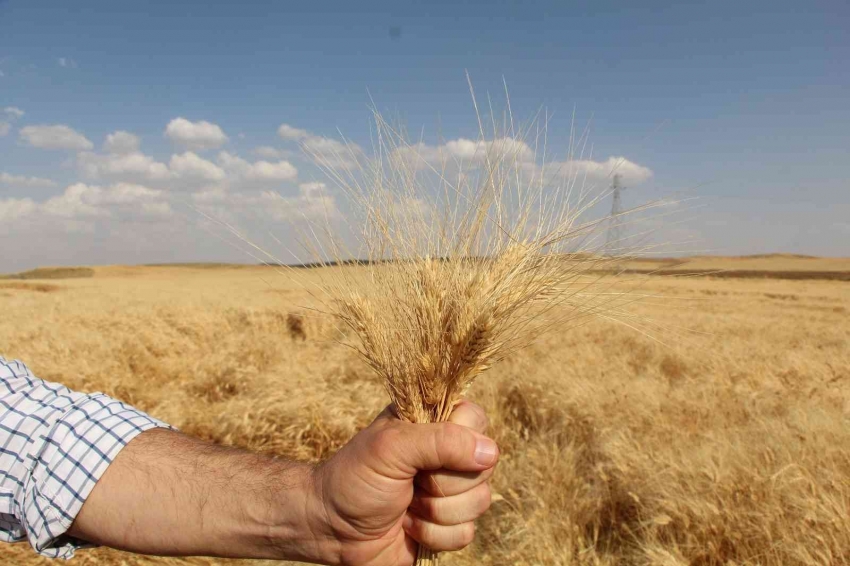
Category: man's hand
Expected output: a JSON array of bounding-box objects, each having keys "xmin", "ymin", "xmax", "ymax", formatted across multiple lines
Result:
[
  {"xmin": 68, "ymin": 401, "xmax": 498, "ymax": 566},
  {"xmin": 314, "ymin": 401, "xmax": 499, "ymax": 565}
]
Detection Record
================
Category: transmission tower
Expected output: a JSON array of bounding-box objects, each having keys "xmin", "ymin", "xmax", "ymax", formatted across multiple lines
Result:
[{"xmin": 605, "ymin": 174, "xmax": 626, "ymax": 255}]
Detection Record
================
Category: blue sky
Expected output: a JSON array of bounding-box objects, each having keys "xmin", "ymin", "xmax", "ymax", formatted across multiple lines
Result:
[{"xmin": 1, "ymin": 0, "xmax": 848, "ymax": 270}]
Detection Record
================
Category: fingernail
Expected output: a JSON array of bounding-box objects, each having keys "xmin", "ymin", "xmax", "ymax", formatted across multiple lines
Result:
[
  {"xmin": 474, "ymin": 438, "xmax": 498, "ymax": 466},
  {"xmin": 402, "ymin": 514, "xmax": 414, "ymax": 531}
]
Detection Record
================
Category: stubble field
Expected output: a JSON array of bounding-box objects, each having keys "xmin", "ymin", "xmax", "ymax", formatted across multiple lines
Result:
[{"xmin": 2, "ymin": 256, "xmax": 849, "ymax": 566}]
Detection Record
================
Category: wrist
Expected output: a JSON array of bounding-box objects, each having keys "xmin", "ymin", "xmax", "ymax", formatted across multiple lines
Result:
[{"xmin": 253, "ymin": 461, "xmax": 341, "ymax": 565}]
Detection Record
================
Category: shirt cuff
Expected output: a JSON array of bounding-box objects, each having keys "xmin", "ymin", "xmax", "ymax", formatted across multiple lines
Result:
[{"xmin": 24, "ymin": 393, "xmax": 172, "ymax": 559}]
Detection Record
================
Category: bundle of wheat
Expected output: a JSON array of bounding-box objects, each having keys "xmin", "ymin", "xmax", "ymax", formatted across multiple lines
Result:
[{"xmin": 299, "ymin": 87, "xmax": 657, "ymax": 565}]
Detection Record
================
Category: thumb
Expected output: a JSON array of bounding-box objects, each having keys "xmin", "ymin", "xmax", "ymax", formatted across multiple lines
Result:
[{"xmin": 378, "ymin": 420, "xmax": 499, "ymax": 478}]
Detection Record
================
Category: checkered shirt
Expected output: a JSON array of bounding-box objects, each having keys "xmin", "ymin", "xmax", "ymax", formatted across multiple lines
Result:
[{"xmin": 0, "ymin": 356, "xmax": 171, "ymax": 559}]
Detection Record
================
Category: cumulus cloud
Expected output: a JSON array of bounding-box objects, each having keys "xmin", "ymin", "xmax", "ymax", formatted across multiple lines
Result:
[
  {"xmin": 103, "ymin": 130, "xmax": 141, "ymax": 154},
  {"xmin": 254, "ymin": 146, "xmax": 289, "ymax": 159},
  {"xmin": 42, "ymin": 183, "xmax": 111, "ymax": 218},
  {"xmin": 0, "ymin": 122, "xmax": 9, "ymax": 137},
  {"xmin": 258, "ymin": 184, "xmax": 337, "ymax": 222},
  {"xmin": 0, "ymin": 171, "xmax": 57, "ymax": 188},
  {"xmin": 19, "ymin": 124, "xmax": 94, "ymax": 151},
  {"xmin": 0, "ymin": 197, "xmax": 37, "ymax": 222},
  {"xmin": 189, "ymin": 181, "xmax": 337, "ymax": 235},
  {"xmin": 391, "ymin": 136, "xmax": 653, "ymax": 186},
  {"xmin": 4, "ymin": 182, "xmax": 168, "ymax": 223},
  {"xmin": 394, "ymin": 137, "xmax": 536, "ymax": 170},
  {"xmin": 97, "ymin": 182, "xmax": 164, "ymax": 205},
  {"xmin": 165, "ymin": 117, "xmax": 228, "ymax": 150},
  {"xmin": 78, "ymin": 150, "xmax": 170, "ymax": 182},
  {"xmin": 277, "ymin": 124, "xmax": 310, "ymax": 140},
  {"xmin": 218, "ymin": 151, "xmax": 298, "ymax": 182},
  {"xmin": 191, "ymin": 186, "xmax": 227, "ymax": 203},
  {"xmin": 277, "ymin": 123, "xmax": 361, "ymax": 169},
  {"xmin": 3, "ymin": 107, "xmax": 24, "ymax": 119},
  {"xmin": 170, "ymin": 151, "xmax": 226, "ymax": 181},
  {"xmin": 546, "ymin": 156, "xmax": 654, "ymax": 185}
]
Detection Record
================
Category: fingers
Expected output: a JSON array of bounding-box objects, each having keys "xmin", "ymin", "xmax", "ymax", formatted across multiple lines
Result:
[
  {"xmin": 403, "ymin": 514, "xmax": 476, "ymax": 552},
  {"xmin": 409, "ymin": 481, "xmax": 491, "ymax": 525},
  {"xmin": 415, "ymin": 465, "xmax": 495, "ymax": 497},
  {"xmin": 381, "ymin": 421, "xmax": 499, "ymax": 477},
  {"xmin": 447, "ymin": 401, "xmax": 489, "ymax": 434}
]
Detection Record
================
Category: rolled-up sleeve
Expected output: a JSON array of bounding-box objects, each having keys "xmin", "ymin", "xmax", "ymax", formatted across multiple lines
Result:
[{"xmin": 0, "ymin": 356, "xmax": 171, "ymax": 559}]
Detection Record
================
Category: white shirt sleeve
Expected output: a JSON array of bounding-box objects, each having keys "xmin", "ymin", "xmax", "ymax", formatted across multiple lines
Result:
[{"xmin": 0, "ymin": 356, "xmax": 172, "ymax": 559}]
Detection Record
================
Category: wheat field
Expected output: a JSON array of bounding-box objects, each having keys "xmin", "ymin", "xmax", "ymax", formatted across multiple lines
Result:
[{"xmin": 2, "ymin": 257, "xmax": 849, "ymax": 566}]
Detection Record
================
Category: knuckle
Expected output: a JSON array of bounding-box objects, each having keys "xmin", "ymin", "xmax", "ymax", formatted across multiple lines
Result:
[{"xmin": 372, "ymin": 426, "xmax": 403, "ymax": 454}]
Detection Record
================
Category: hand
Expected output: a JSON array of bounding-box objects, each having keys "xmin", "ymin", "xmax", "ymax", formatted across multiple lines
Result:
[
  {"xmin": 313, "ymin": 401, "xmax": 499, "ymax": 566},
  {"xmin": 66, "ymin": 401, "xmax": 497, "ymax": 566}
]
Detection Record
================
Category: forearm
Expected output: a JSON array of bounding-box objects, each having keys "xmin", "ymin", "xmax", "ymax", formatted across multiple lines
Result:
[{"xmin": 68, "ymin": 428, "xmax": 339, "ymax": 564}]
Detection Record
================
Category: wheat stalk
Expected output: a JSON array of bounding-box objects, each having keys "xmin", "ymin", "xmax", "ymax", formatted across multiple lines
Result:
[
  {"xmin": 292, "ymin": 83, "xmax": 667, "ymax": 565},
  {"xmin": 207, "ymin": 89, "xmax": 662, "ymax": 561}
]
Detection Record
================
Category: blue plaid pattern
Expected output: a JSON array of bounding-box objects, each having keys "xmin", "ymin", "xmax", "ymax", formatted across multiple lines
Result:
[{"xmin": 0, "ymin": 356, "xmax": 171, "ymax": 559}]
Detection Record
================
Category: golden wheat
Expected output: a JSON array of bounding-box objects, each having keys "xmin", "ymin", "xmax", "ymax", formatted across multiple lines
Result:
[
  {"xmin": 2, "ymin": 263, "xmax": 849, "ymax": 566},
  {"xmin": 292, "ymin": 95, "xmax": 667, "ymax": 565}
]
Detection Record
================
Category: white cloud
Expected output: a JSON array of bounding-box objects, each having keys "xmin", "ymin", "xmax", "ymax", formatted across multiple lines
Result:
[
  {"xmin": 250, "ymin": 159, "xmax": 298, "ymax": 181},
  {"xmin": 254, "ymin": 146, "xmax": 288, "ymax": 159},
  {"xmin": 391, "ymin": 136, "xmax": 653, "ymax": 186},
  {"xmin": 277, "ymin": 124, "xmax": 310, "ymax": 140},
  {"xmin": 190, "ymin": 181, "xmax": 337, "ymax": 230},
  {"xmin": 19, "ymin": 124, "xmax": 94, "ymax": 151},
  {"xmin": 0, "ymin": 172, "xmax": 57, "ymax": 188},
  {"xmin": 298, "ymin": 182, "xmax": 326, "ymax": 195},
  {"xmin": 277, "ymin": 123, "xmax": 361, "ymax": 169},
  {"xmin": 218, "ymin": 151, "xmax": 298, "ymax": 182},
  {"xmin": 103, "ymin": 130, "xmax": 140, "ymax": 154},
  {"xmin": 0, "ymin": 197, "xmax": 37, "ymax": 222},
  {"xmin": 58, "ymin": 57, "xmax": 78, "ymax": 69},
  {"xmin": 547, "ymin": 156, "xmax": 654, "ymax": 185},
  {"xmin": 3, "ymin": 107, "xmax": 24, "ymax": 119},
  {"xmin": 259, "ymin": 183, "xmax": 337, "ymax": 222},
  {"xmin": 191, "ymin": 187, "xmax": 227, "ymax": 203},
  {"xmin": 165, "ymin": 117, "xmax": 228, "ymax": 150},
  {"xmin": 394, "ymin": 137, "xmax": 536, "ymax": 170},
  {"xmin": 170, "ymin": 151, "xmax": 226, "ymax": 181},
  {"xmin": 42, "ymin": 183, "xmax": 109, "ymax": 218},
  {"xmin": 99, "ymin": 182, "xmax": 164, "ymax": 204},
  {"xmin": 0, "ymin": 122, "xmax": 9, "ymax": 137},
  {"xmin": 30, "ymin": 182, "xmax": 166, "ymax": 221},
  {"xmin": 78, "ymin": 150, "xmax": 170, "ymax": 182}
]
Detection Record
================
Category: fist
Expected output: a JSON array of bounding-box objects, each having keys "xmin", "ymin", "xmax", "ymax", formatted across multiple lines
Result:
[{"xmin": 312, "ymin": 401, "xmax": 498, "ymax": 566}]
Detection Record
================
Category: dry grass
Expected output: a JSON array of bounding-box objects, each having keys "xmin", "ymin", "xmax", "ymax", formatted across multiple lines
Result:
[{"xmin": 2, "ymin": 261, "xmax": 849, "ymax": 565}]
